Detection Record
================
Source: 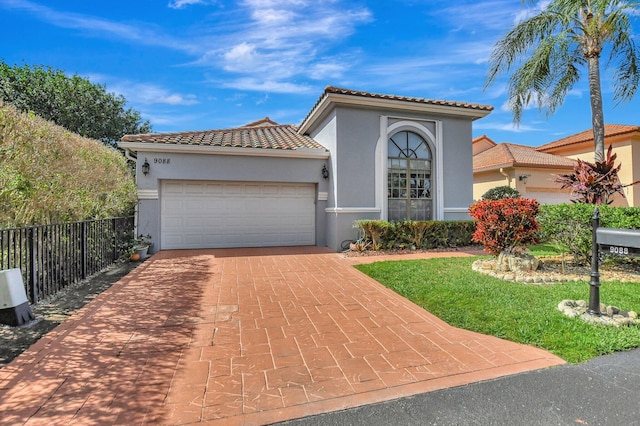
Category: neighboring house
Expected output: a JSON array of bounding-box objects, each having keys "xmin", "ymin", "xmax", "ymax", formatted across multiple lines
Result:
[
  {"xmin": 119, "ymin": 86, "xmax": 492, "ymax": 252},
  {"xmin": 473, "ymin": 138, "xmax": 575, "ymax": 204},
  {"xmin": 536, "ymin": 124, "xmax": 640, "ymax": 206},
  {"xmin": 473, "ymin": 124, "xmax": 640, "ymax": 206}
]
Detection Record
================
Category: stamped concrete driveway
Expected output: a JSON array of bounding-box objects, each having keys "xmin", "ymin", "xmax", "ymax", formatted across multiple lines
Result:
[{"xmin": 0, "ymin": 247, "xmax": 564, "ymax": 425}]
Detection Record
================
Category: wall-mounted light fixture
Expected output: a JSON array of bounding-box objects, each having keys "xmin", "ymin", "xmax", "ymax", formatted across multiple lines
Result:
[
  {"xmin": 142, "ymin": 158, "xmax": 150, "ymax": 176},
  {"xmin": 322, "ymin": 164, "xmax": 329, "ymax": 180},
  {"xmin": 518, "ymin": 174, "xmax": 530, "ymax": 184}
]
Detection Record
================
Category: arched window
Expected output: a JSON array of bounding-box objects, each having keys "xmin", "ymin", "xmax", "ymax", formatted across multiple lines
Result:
[{"xmin": 387, "ymin": 131, "xmax": 432, "ymax": 221}]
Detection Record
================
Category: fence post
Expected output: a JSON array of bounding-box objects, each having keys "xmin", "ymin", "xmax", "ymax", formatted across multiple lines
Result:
[
  {"xmin": 112, "ymin": 218, "xmax": 118, "ymax": 261},
  {"xmin": 588, "ymin": 207, "xmax": 601, "ymax": 316},
  {"xmin": 81, "ymin": 221, "xmax": 88, "ymax": 279},
  {"xmin": 28, "ymin": 227, "xmax": 37, "ymax": 304}
]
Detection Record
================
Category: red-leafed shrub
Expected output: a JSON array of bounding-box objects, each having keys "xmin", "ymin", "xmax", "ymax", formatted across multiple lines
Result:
[
  {"xmin": 468, "ymin": 198, "xmax": 540, "ymax": 256},
  {"xmin": 555, "ymin": 145, "xmax": 639, "ymax": 205}
]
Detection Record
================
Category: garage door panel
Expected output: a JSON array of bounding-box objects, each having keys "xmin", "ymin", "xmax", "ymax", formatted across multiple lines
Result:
[
  {"xmin": 204, "ymin": 183, "xmax": 224, "ymax": 194},
  {"xmin": 163, "ymin": 182, "xmax": 185, "ymax": 193},
  {"xmin": 161, "ymin": 181, "xmax": 316, "ymax": 249}
]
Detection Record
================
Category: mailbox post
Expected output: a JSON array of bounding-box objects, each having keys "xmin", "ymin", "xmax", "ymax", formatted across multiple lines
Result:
[
  {"xmin": 589, "ymin": 208, "xmax": 601, "ymax": 316},
  {"xmin": 590, "ymin": 207, "xmax": 640, "ymax": 316}
]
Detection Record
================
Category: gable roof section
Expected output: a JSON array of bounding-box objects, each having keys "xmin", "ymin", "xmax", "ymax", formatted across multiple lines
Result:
[
  {"xmin": 241, "ymin": 117, "xmax": 281, "ymax": 127},
  {"xmin": 298, "ymin": 86, "xmax": 493, "ymax": 134},
  {"xmin": 472, "ymin": 134, "xmax": 497, "ymax": 155},
  {"xmin": 474, "ymin": 143, "xmax": 575, "ymax": 173},
  {"xmin": 119, "ymin": 124, "xmax": 329, "ymax": 159},
  {"xmin": 536, "ymin": 124, "xmax": 640, "ymax": 153}
]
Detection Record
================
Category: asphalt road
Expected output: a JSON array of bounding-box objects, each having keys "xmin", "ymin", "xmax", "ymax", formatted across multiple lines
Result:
[{"xmin": 278, "ymin": 348, "xmax": 640, "ymax": 426}]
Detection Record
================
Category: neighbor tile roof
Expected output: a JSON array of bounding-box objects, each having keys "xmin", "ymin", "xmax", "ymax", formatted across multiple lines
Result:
[
  {"xmin": 536, "ymin": 124, "xmax": 640, "ymax": 152},
  {"xmin": 120, "ymin": 123, "xmax": 326, "ymax": 151},
  {"xmin": 472, "ymin": 135, "xmax": 497, "ymax": 146},
  {"xmin": 474, "ymin": 143, "xmax": 575, "ymax": 172}
]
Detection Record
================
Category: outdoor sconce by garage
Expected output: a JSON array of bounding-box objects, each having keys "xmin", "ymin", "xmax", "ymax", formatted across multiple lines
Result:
[
  {"xmin": 142, "ymin": 158, "xmax": 150, "ymax": 176},
  {"xmin": 518, "ymin": 174, "xmax": 530, "ymax": 184},
  {"xmin": 322, "ymin": 164, "xmax": 329, "ymax": 180}
]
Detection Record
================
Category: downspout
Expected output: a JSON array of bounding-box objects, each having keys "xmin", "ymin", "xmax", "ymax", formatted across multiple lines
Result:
[
  {"xmin": 499, "ymin": 168, "xmax": 511, "ymax": 187},
  {"xmin": 123, "ymin": 148, "xmax": 137, "ymax": 163}
]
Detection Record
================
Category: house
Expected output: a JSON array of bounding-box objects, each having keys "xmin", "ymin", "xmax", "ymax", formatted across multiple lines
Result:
[
  {"xmin": 536, "ymin": 124, "xmax": 640, "ymax": 206},
  {"xmin": 119, "ymin": 86, "xmax": 493, "ymax": 252},
  {"xmin": 472, "ymin": 125, "xmax": 640, "ymax": 206},
  {"xmin": 473, "ymin": 136, "xmax": 575, "ymax": 204}
]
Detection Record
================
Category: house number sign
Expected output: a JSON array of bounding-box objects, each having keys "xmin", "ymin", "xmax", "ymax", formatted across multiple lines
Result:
[{"xmin": 154, "ymin": 158, "xmax": 171, "ymax": 165}]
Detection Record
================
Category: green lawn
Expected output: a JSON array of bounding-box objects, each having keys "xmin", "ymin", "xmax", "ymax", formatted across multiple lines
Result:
[{"xmin": 355, "ymin": 256, "xmax": 640, "ymax": 363}]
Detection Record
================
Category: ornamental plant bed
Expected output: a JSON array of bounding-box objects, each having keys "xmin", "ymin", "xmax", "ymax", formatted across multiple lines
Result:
[{"xmin": 342, "ymin": 245, "xmax": 484, "ymax": 257}]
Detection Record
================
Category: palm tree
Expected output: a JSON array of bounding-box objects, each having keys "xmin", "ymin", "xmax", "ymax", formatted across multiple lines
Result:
[{"xmin": 485, "ymin": 0, "xmax": 640, "ymax": 162}]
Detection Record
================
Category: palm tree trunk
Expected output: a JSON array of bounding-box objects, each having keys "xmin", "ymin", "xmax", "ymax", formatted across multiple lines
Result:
[{"xmin": 588, "ymin": 55, "xmax": 605, "ymax": 162}]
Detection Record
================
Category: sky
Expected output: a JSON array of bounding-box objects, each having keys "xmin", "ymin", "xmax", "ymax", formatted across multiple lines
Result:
[{"xmin": 2, "ymin": 0, "xmax": 640, "ymax": 147}]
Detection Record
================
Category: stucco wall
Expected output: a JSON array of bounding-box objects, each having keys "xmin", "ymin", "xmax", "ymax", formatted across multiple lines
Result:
[
  {"xmin": 308, "ymin": 111, "xmax": 338, "ymax": 208},
  {"xmin": 441, "ymin": 116, "xmax": 474, "ymax": 217},
  {"xmin": 134, "ymin": 151, "xmax": 328, "ymax": 251},
  {"xmin": 307, "ymin": 104, "xmax": 478, "ymax": 249},
  {"xmin": 473, "ymin": 170, "xmax": 511, "ymax": 201},
  {"xmin": 473, "ymin": 167, "xmax": 571, "ymax": 204}
]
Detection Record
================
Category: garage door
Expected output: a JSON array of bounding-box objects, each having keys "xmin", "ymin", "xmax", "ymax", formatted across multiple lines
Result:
[
  {"xmin": 525, "ymin": 190, "xmax": 571, "ymax": 205},
  {"xmin": 161, "ymin": 181, "xmax": 316, "ymax": 249}
]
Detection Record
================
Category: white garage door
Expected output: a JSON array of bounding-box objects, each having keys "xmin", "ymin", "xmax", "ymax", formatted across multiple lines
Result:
[
  {"xmin": 161, "ymin": 181, "xmax": 316, "ymax": 249},
  {"xmin": 525, "ymin": 190, "xmax": 571, "ymax": 205}
]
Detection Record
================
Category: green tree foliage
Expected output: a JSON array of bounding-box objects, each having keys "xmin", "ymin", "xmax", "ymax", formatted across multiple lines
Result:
[
  {"xmin": 481, "ymin": 185, "xmax": 521, "ymax": 200},
  {"xmin": 0, "ymin": 102, "xmax": 137, "ymax": 228},
  {"xmin": 0, "ymin": 61, "xmax": 151, "ymax": 146},
  {"xmin": 485, "ymin": 0, "xmax": 640, "ymax": 162}
]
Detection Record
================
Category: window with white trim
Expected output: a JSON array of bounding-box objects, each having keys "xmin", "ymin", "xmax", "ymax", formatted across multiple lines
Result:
[{"xmin": 387, "ymin": 131, "xmax": 432, "ymax": 221}]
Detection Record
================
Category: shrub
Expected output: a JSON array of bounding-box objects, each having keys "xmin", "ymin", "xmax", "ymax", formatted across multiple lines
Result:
[
  {"xmin": 0, "ymin": 102, "xmax": 136, "ymax": 227},
  {"xmin": 555, "ymin": 145, "xmax": 639, "ymax": 205},
  {"xmin": 353, "ymin": 220, "xmax": 476, "ymax": 251},
  {"xmin": 354, "ymin": 220, "xmax": 390, "ymax": 250},
  {"xmin": 469, "ymin": 198, "xmax": 539, "ymax": 256},
  {"xmin": 538, "ymin": 203, "xmax": 640, "ymax": 262},
  {"xmin": 481, "ymin": 185, "xmax": 521, "ymax": 200}
]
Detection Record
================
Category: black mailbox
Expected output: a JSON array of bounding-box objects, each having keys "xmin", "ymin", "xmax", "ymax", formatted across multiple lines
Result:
[
  {"xmin": 589, "ymin": 214, "xmax": 640, "ymax": 316},
  {"xmin": 596, "ymin": 227, "xmax": 640, "ymax": 256}
]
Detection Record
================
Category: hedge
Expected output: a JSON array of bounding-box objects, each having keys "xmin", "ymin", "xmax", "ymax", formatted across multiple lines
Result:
[
  {"xmin": 538, "ymin": 204, "xmax": 640, "ymax": 261},
  {"xmin": 0, "ymin": 102, "xmax": 136, "ymax": 227},
  {"xmin": 353, "ymin": 219, "xmax": 477, "ymax": 251}
]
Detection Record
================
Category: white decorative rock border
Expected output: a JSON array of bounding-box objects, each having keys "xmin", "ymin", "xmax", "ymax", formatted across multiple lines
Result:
[
  {"xmin": 557, "ymin": 300, "xmax": 640, "ymax": 327},
  {"xmin": 471, "ymin": 259, "xmax": 585, "ymax": 284}
]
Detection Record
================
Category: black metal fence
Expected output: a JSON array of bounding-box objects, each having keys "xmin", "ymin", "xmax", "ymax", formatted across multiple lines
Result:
[{"xmin": 0, "ymin": 216, "xmax": 134, "ymax": 304}]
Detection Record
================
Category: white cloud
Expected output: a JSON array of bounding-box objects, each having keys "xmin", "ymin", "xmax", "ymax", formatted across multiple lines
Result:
[
  {"xmin": 1, "ymin": 0, "xmax": 371, "ymax": 94},
  {"xmin": 201, "ymin": 1, "xmax": 372, "ymax": 88},
  {"xmin": 221, "ymin": 77, "xmax": 313, "ymax": 94},
  {"xmin": 168, "ymin": 0, "xmax": 210, "ymax": 9},
  {"xmin": 308, "ymin": 62, "xmax": 346, "ymax": 80},
  {"xmin": 1, "ymin": 0, "xmax": 200, "ymax": 54},
  {"xmin": 223, "ymin": 42, "xmax": 260, "ymax": 71},
  {"xmin": 119, "ymin": 84, "xmax": 199, "ymax": 106},
  {"xmin": 474, "ymin": 121, "xmax": 540, "ymax": 133},
  {"xmin": 513, "ymin": 0, "xmax": 551, "ymax": 23},
  {"xmin": 85, "ymin": 74, "xmax": 199, "ymax": 106}
]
